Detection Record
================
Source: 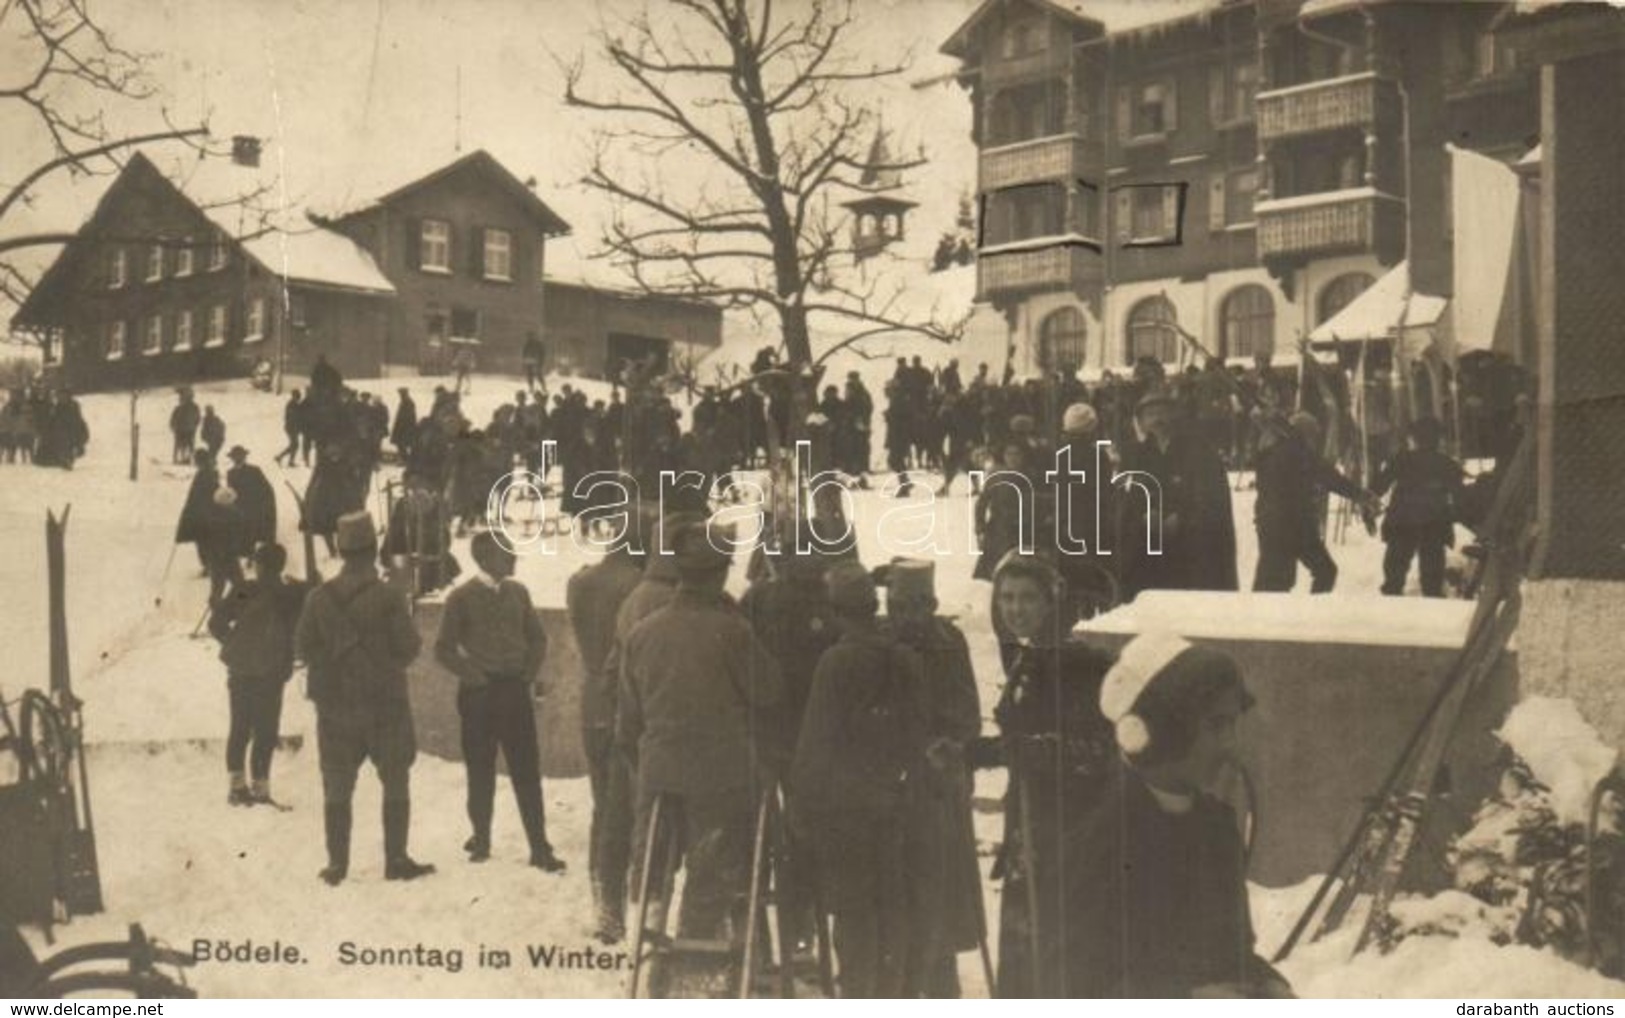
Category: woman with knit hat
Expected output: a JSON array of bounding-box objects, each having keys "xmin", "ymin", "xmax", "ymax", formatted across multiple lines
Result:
[
  {"xmin": 1054, "ymin": 632, "xmax": 1292, "ymax": 998},
  {"xmin": 975, "ymin": 551, "xmax": 1117, "ymax": 997}
]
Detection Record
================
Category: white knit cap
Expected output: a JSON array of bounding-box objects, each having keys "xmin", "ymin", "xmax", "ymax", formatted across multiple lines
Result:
[{"xmin": 1100, "ymin": 631, "xmax": 1193, "ymax": 754}]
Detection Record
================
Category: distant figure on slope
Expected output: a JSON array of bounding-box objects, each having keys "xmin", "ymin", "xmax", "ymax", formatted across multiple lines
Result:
[{"xmin": 170, "ymin": 388, "xmax": 200, "ymax": 465}]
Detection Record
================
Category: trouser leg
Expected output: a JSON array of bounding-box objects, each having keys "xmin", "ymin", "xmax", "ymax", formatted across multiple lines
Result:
[
  {"xmin": 249, "ymin": 685, "xmax": 284, "ymax": 781},
  {"xmin": 1252, "ymin": 526, "xmax": 1297, "ymax": 592},
  {"xmin": 1382, "ymin": 531, "xmax": 1418, "ymax": 595},
  {"xmin": 458, "ymin": 685, "xmax": 497, "ymax": 846},
  {"xmin": 494, "ymin": 681, "xmax": 549, "ymax": 855},
  {"xmin": 1301, "ymin": 535, "xmax": 1339, "ymax": 594},
  {"xmin": 226, "ymin": 686, "xmax": 252, "ymax": 774},
  {"xmin": 1419, "ymin": 539, "xmax": 1447, "ymax": 597}
]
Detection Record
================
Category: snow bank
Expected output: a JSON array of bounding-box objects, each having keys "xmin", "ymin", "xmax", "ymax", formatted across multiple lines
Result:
[{"xmin": 1499, "ymin": 697, "xmax": 1619, "ymax": 827}]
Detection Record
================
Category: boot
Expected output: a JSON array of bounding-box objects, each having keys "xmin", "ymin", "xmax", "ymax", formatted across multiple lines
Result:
[
  {"xmin": 248, "ymin": 778, "xmax": 272, "ymax": 806},
  {"xmin": 383, "ymin": 798, "xmax": 435, "ymax": 881},
  {"xmin": 228, "ymin": 772, "xmax": 251, "ymax": 806},
  {"xmin": 463, "ymin": 834, "xmax": 491, "ymax": 863},
  {"xmin": 320, "ymin": 801, "xmax": 351, "ymax": 886},
  {"xmin": 529, "ymin": 844, "xmax": 566, "ymax": 874}
]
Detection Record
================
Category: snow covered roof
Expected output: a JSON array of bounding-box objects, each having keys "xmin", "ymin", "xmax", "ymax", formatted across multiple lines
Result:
[
  {"xmin": 1308, "ymin": 261, "xmax": 1447, "ymax": 344},
  {"xmin": 240, "ymin": 228, "xmax": 394, "ymax": 295},
  {"xmin": 1080, "ymin": 590, "xmax": 1487, "ymax": 649}
]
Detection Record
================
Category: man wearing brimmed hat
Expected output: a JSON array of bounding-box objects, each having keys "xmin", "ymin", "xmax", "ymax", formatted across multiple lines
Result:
[
  {"xmin": 791, "ymin": 561, "xmax": 928, "ymax": 998},
  {"xmin": 1057, "ymin": 632, "xmax": 1291, "ymax": 998},
  {"xmin": 617, "ymin": 519, "xmax": 785, "ymax": 992},
  {"xmin": 1116, "ymin": 383, "xmax": 1237, "ymax": 598},
  {"xmin": 877, "ymin": 558, "xmax": 984, "ymax": 996},
  {"xmin": 295, "ymin": 509, "xmax": 432, "ymax": 885},
  {"xmin": 225, "ymin": 444, "xmax": 277, "ymax": 552}
]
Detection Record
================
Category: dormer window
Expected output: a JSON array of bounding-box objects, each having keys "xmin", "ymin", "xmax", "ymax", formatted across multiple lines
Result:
[{"xmin": 1000, "ymin": 19, "xmax": 1045, "ymax": 59}]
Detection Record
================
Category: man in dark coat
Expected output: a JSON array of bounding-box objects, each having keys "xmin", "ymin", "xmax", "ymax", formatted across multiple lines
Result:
[
  {"xmin": 1371, "ymin": 416, "xmax": 1464, "ymax": 597},
  {"xmin": 170, "ymin": 390, "xmax": 200, "ymax": 464},
  {"xmin": 567, "ymin": 509, "xmax": 647, "ymax": 943},
  {"xmin": 209, "ymin": 543, "xmax": 307, "ymax": 805},
  {"xmin": 391, "ymin": 388, "xmax": 419, "ymax": 463},
  {"xmin": 200, "ymin": 405, "xmax": 226, "ymax": 460},
  {"xmin": 617, "ymin": 520, "xmax": 786, "ymax": 996},
  {"xmin": 176, "ymin": 448, "xmax": 222, "ymax": 571},
  {"xmin": 1116, "ymin": 387, "xmax": 1238, "ymax": 598},
  {"xmin": 1251, "ymin": 412, "xmax": 1375, "ymax": 593},
  {"xmin": 791, "ymin": 563, "xmax": 928, "ymax": 999},
  {"xmin": 225, "ymin": 446, "xmax": 278, "ymax": 552},
  {"xmin": 435, "ymin": 532, "xmax": 564, "ymax": 872},
  {"xmin": 295, "ymin": 511, "xmax": 431, "ymax": 885},
  {"xmin": 880, "ymin": 559, "xmax": 984, "ymax": 997},
  {"xmin": 1060, "ymin": 633, "xmax": 1292, "ymax": 998},
  {"xmin": 198, "ymin": 486, "xmax": 248, "ymax": 605}
]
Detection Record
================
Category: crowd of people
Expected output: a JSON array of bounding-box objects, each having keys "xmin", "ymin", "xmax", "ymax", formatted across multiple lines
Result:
[{"xmin": 1, "ymin": 384, "xmax": 89, "ymax": 468}]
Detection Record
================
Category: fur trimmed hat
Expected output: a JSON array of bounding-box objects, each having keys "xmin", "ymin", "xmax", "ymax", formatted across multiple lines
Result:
[
  {"xmin": 1099, "ymin": 631, "xmax": 1193, "ymax": 754},
  {"xmin": 1100, "ymin": 632, "xmax": 1249, "ymax": 758}
]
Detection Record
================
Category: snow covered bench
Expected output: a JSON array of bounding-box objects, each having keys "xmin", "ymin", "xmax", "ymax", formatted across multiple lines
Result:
[{"xmin": 1077, "ymin": 591, "xmax": 1518, "ymax": 889}]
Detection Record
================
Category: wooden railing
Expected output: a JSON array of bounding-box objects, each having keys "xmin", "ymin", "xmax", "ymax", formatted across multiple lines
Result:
[
  {"xmin": 980, "ymin": 135, "xmax": 1097, "ymax": 191},
  {"xmin": 977, "ymin": 243, "xmax": 1097, "ymax": 299},
  {"xmin": 1256, "ymin": 191, "xmax": 1404, "ymax": 259},
  {"xmin": 1256, "ymin": 73, "xmax": 1399, "ymax": 142}
]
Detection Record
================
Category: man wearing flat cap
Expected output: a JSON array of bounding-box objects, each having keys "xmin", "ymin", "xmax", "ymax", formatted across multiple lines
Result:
[{"xmin": 296, "ymin": 510, "xmax": 432, "ymax": 885}]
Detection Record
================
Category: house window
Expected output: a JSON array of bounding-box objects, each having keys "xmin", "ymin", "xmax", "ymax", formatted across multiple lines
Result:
[
  {"xmin": 1126, "ymin": 296, "xmax": 1180, "ymax": 363},
  {"xmin": 1119, "ymin": 80, "xmax": 1176, "ymax": 140},
  {"xmin": 1226, "ymin": 169, "xmax": 1258, "ymax": 226},
  {"xmin": 208, "ymin": 236, "xmax": 228, "ymax": 271},
  {"xmin": 450, "ymin": 307, "xmax": 479, "ymax": 338},
  {"xmin": 206, "ymin": 304, "xmax": 227, "ymax": 347},
  {"xmin": 1221, "ymin": 285, "xmax": 1274, "ymax": 360},
  {"xmin": 146, "ymin": 243, "xmax": 165, "ymax": 282},
  {"xmin": 143, "ymin": 315, "xmax": 164, "ymax": 355},
  {"xmin": 483, "ymin": 229, "xmax": 513, "ymax": 281},
  {"xmin": 108, "ymin": 249, "xmax": 127, "ymax": 289},
  {"xmin": 175, "ymin": 310, "xmax": 194, "ymax": 351},
  {"xmin": 985, "ymin": 183, "xmax": 1067, "ymax": 246},
  {"xmin": 175, "ymin": 240, "xmax": 194, "ymax": 277},
  {"xmin": 107, "ymin": 320, "xmax": 126, "ymax": 359},
  {"xmin": 1038, "ymin": 307, "xmax": 1087, "ymax": 374},
  {"xmin": 289, "ymin": 292, "xmax": 307, "ymax": 328},
  {"xmin": 1211, "ymin": 62, "xmax": 1258, "ymax": 126},
  {"xmin": 1317, "ymin": 272, "xmax": 1375, "ymax": 325},
  {"xmin": 244, "ymin": 297, "xmax": 265, "ymax": 343},
  {"xmin": 421, "ymin": 219, "xmax": 451, "ymax": 272},
  {"xmin": 1115, "ymin": 184, "xmax": 1182, "ymax": 245}
]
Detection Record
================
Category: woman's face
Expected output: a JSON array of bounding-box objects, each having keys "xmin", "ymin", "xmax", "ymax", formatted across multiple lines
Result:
[
  {"xmin": 1170, "ymin": 686, "xmax": 1245, "ymax": 792},
  {"xmin": 996, "ymin": 574, "xmax": 1052, "ymax": 642}
]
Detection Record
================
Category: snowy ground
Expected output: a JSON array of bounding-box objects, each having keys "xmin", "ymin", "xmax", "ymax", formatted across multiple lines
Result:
[{"xmin": 3, "ymin": 369, "xmax": 1618, "ymax": 998}]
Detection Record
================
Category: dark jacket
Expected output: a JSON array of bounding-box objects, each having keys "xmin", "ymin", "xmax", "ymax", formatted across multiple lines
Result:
[
  {"xmin": 171, "ymin": 401, "xmax": 200, "ymax": 437},
  {"xmin": 1057, "ymin": 769, "xmax": 1283, "ymax": 998},
  {"xmin": 1253, "ymin": 432, "xmax": 1363, "ymax": 536},
  {"xmin": 210, "ymin": 576, "xmax": 309, "ymax": 684},
  {"xmin": 175, "ymin": 467, "xmax": 220, "ymax": 545},
  {"xmin": 1372, "ymin": 448, "xmax": 1464, "ymax": 541},
  {"xmin": 295, "ymin": 562, "xmax": 421, "ymax": 710},
  {"xmin": 791, "ymin": 624, "xmax": 928, "ymax": 818},
  {"xmin": 741, "ymin": 560, "xmax": 841, "ymax": 729},
  {"xmin": 1116, "ymin": 428, "xmax": 1238, "ymax": 596},
  {"xmin": 227, "ymin": 463, "xmax": 278, "ymax": 548},
  {"xmin": 435, "ymin": 576, "xmax": 547, "ymax": 687},
  {"xmin": 566, "ymin": 554, "xmax": 644, "ymax": 732},
  {"xmin": 617, "ymin": 587, "xmax": 785, "ymax": 797}
]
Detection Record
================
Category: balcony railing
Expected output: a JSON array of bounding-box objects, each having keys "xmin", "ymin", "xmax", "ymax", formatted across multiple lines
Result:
[
  {"xmin": 980, "ymin": 134, "xmax": 1098, "ymax": 191},
  {"xmin": 977, "ymin": 241, "xmax": 1099, "ymax": 300},
  {"xmin": 1255, "ymin": 188, "xmax": 1405, "ymax": 260},
  {"xmin": 1256, "ymin": 72, "xmax": 1400, "ymax": 143},
  {"xmin": 982, "ymin": 46, "xmax": 1070, "ymax": 85}
]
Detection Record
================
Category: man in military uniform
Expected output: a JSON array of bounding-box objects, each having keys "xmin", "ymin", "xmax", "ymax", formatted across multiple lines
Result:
[
  {"xmin": 879, "ymin": 559, "xmax": 985, "ymax": 997},
  {"xmin": 617, "ymin": 520, "xmax": 786, "ymax": 995},
  {"xmin": 295, "ymin": 511, "xmax": 432, "ymax": 886}
]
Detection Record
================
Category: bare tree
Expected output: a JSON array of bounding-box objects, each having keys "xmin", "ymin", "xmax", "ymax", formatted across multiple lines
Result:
[
  {"xmin": 563, "ymin": 0, "xmax": 967, "ymax": 419},
  {"xmin": 1, "ymin": 0, "xmax": 274, "ymax": 348}
]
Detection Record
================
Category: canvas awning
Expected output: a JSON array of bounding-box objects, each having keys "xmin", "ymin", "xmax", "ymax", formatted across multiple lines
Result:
[{"xmin": 1309, "ymin": 261, "xmax": 1448, "ymax": 357}]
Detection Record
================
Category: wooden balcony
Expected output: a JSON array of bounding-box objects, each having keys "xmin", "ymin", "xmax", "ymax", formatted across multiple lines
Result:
[
  {"xmin": 980, "ymin": 134, "xmax": 1099, "ymax": 191},
  {"xmin": 1256, "ymin": 72, "xmax": 1400, "ymax": 143},
  {"xmin": 1256, "ymin": 188, "xmax": 1405, "ymax": 261},
  {"xmin": 977, "ymin": 241, "xmax": 1099, "ymax": 301},
  {"xmin": 981, "ymin": 46, "xmax": 1070, "ymax": 85}
]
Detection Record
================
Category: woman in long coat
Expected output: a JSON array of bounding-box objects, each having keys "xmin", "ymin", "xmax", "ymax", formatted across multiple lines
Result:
[{"xmin": 974, "ymin": 552, "xmax": 1118, "ymax": 998}]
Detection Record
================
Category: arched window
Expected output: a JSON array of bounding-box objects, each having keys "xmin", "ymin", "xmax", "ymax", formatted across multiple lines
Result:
[
  {"xmin": 1126, "ymin": 296, "xmax": 1180, "ymax": 363},
  {"xmin": 1317, "ymin": 272, "xmax": 1375, "ymax": 326},
  {"xmin": 1038, "ymin": 307, "xmax": 1087, "ymax": 374},
  {"xmin": 1220, "ymin": 285, "xmax": 1275, "ymax": 360}
]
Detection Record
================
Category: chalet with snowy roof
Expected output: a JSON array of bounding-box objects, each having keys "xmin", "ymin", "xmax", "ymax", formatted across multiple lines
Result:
[
  {"xmin": 11, "ymin": 151, "xmax": 396, "ymax": 392},
  {"xmin": 13, "ymin": 149, "xmax": 723, "ymax": 392}
]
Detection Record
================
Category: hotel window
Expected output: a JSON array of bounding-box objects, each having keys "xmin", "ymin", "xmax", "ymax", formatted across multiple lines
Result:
[
  {"xmin": 1317, "ymin": 272, "xmax": 1375, "ymax": 326},
  {"xmin": 1038, "ymin": 307, "xmax": 1088, "ymax": 374},
  {"xmin": 146, "ymin": 243, "xmax": 165, "ymax": 282},
  {"xmin": 1220, "ymin": 285, "xmax": 1274, "ymax": 360},
  {"xmin": 244, "ymin": 297, "xmax": 266, "ymax": 343},
  {"xmin": 483, "ymin": 229, "xmax": 513, "ymax": 281},
  {"xmin": 1118, "ymin": 80, "xmax": 1177, "ymax": 141},
  {"xmin": 206, "ymin": 304, "xmax": 227, "ymax": 347},
  {"xmin": 983, "ymin": 183, "xmax": 1066, "ymax": 246},
  {"xmin": 143, "ymin": 315, "xmax": 164, "ymax": 355},
  {"xmin": 421, "ymin": 219, "xmax": 451, "ymax": 272},
  {"xmin": 107, "ymin": 320, "xmax": 126, "ymax": 359},
  {"xmin": 1208, "ymin": 168, "xmax": 1258, "ymax": 229},
  {"xmin": 1126, "ymin": 296, "xmax": 1180, "ymax": 364},
  {"xmin": 108, "ymin": 248, "xmax": 127, "ymax": 289},
  {"xmin": 175, "ymin": 240, "xmax": 194, "ymax": 277},
  {"xmin": 175, "ymin": 310, "xmax": 194, "ymax": 351},
  {"xmin": 1115, "ymin": 184, "xmax": 1183, "ymax": 245},
  {"xmin": 1210, "ymin": 62, "xmax": 1258, "ymax": 126}
]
